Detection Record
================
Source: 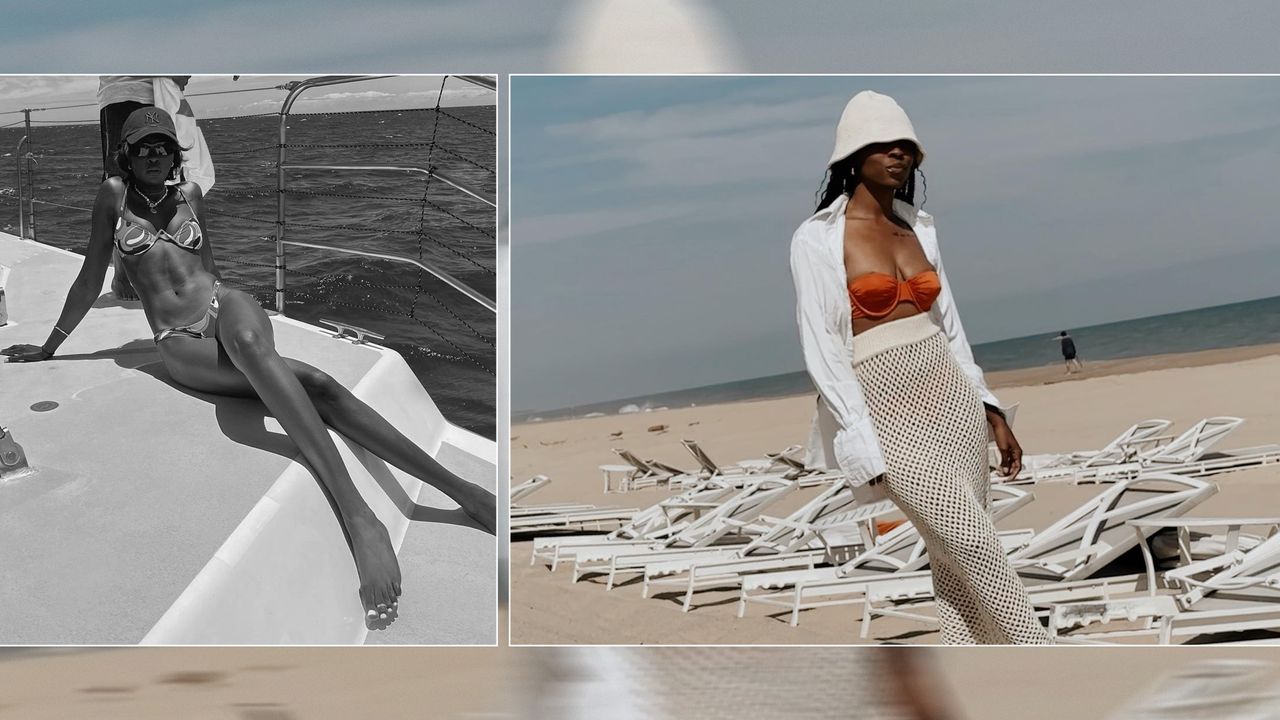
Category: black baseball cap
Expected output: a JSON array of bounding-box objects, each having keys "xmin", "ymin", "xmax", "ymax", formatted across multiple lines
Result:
[{"xmin": 121, "ymin": 107, "xmax": 179, "ymax": 145}]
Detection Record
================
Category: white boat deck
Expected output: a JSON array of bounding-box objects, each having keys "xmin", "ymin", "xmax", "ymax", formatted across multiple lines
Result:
[{"xmin": 0, "ymin": 232, "xmax": 496, "ymax": 644}]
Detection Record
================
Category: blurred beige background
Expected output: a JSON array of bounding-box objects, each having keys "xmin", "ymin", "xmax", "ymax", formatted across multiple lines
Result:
[{"xmin": 2, "ymin": 646, "xmax": 1276, "ymax": 719}]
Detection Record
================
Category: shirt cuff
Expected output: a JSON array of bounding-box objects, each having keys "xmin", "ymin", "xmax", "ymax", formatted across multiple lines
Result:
[{"xmin": 834, "ymin": 428, "xmax": 887, "ymax": 487}]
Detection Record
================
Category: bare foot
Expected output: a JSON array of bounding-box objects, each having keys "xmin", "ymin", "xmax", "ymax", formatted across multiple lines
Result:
[{"xmin": 348, "ymin": 514, "xmax": 402, "ymax": 619}]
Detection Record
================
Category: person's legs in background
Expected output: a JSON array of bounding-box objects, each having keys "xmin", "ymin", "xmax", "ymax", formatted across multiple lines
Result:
[{"xmin": 99, "ymin": 100, "xmax": 148, "ymax": 300}]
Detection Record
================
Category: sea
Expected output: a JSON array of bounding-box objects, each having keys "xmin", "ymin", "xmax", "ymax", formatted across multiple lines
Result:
[
  {"xmin": 1, "ymin": 102, "xmax": 495, "ymax": 438},
  {"xmin": 518, "ymin": 294, "xmax": 1280, "ymax": 422}
]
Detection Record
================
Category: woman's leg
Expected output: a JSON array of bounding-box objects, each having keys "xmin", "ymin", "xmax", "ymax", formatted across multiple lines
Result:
[
  {"xmin": 286, "ymin": 361, "xmax": 495, "ymax": 534},
  {"xmin": 856, "ymin": 332, "xmax": 1050, "ymax": 645},
  {"xmin": 159, "ymin": 291, "xmax": 401, "ymax": 615},
  {"xmin": 927, "ymin": 560, "xmax": 981, "ymax": 644},
  {"xmin": 884, "ymin": 472, "xmax": 1048, "ymax": 644}
]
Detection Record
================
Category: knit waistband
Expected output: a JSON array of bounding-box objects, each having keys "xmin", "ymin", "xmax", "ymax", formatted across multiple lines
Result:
[{"xmin": 851, "ymin": 312, "xmax": 942, "ymax": 365}]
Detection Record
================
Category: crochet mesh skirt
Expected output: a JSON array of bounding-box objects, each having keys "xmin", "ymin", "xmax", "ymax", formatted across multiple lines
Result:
[{"xmin": 853, "ymin": 313, "xmax": 1050, "ymax": 645}]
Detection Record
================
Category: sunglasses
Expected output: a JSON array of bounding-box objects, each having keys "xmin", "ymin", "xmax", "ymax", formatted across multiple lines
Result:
[{"xmin": 131, "ymin": 142, "xmax": 174, "ymax": 158}]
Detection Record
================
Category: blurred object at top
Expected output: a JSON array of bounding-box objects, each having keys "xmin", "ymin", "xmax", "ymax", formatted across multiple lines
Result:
[
  {"xmin": 552, "ymin": 0, "xmax": 744, "ymax": 72},
  {"xmin": 525, "ymin": 647, "xmax": 932, "ymax": 720}
]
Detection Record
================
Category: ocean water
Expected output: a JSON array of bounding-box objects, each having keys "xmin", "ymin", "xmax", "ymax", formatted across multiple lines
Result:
[
  {"xmin": 518, "ymin": 295, "xmax": 1280, "ymax": 422},
  {"xmin": 1, "ymin": 103, "xmax": 495, "ymax": 438},
  {"xmin": 972, "ymin": 294, "xmax": 1280, "ymax": 372}
]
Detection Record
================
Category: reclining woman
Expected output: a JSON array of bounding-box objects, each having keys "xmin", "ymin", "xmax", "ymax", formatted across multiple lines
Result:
[{"xmin": 2, "ymin": 107, "xmax": 496, "ymax": 620}]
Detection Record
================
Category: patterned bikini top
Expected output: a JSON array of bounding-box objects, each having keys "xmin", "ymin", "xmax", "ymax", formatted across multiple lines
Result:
[{"xmin": 113, "ymin": 185, "xmax": 203, "ymax": 256}]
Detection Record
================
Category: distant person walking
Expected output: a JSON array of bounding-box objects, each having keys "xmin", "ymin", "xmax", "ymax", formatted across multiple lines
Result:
[{"xmin": 1056, "ymin": 331, "xmax": 1083, "ymax": 374}]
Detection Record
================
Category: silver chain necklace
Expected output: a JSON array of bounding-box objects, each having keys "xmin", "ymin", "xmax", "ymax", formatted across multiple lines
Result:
[{"xmin": 132, "ymin": 184, "xmax": 170, "ymax": 213}]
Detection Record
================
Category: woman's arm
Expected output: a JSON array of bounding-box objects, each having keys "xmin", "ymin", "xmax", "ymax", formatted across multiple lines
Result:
[
  {"xmin": 186, "ymin": 182, "xmax": 221, "ymax": 280},
  {"xmin": 928, "ymin": 228, "xmax": 1023, "ymax": 476},
  {"xmin": 929, "ymin": 240, "xmax": 999, "ymax": 407},
  {"xmin": 1, "ymin": 180, "xmax": 120, "ymax": 362},
  {"xmin": 789, "ymin": 224, "xmax": 885, "ymax": 486}
]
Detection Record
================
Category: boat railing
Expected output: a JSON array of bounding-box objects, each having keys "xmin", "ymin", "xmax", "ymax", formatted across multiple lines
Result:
[
  {"xmin": 274, "ymin": 75, "xmax": 496, "ymax": 315},
  {"xmin": 12, "ymin": 135, "xmax": 33, "ymax": 240}
]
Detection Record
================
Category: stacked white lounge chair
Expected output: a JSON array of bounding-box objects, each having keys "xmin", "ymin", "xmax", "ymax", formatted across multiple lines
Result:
[
  {"xmin": 510, "ymin": 475, "xmax": 640, "ymax": 536},
  {"xmin": 1010, "ymin": 417, "xmax": 1280, "ymax": 484},
  {"xmin": 1050, "ymin": 514, "xmax": 1280, "ymax": 643}
]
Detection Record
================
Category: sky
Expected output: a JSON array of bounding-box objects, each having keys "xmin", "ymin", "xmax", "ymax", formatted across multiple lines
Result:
[
  {"xmin": 0, "ymin": 76, "xmax": 493, "ymax": 128},
  {"xmin": 3, "ymin": 1, "xmax": 1280, "ymax": 74},
  {"xmin": 511, "ymin": 75, "xmax": 1280, "ymax": 413}
]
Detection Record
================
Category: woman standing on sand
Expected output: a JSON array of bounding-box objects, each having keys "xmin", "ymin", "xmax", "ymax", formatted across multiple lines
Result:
[
  {"xmin": 2, "ymin": 107, "xmax": 496, "ymax": 621},
  {"xmin": 790, "ymin": 91, "xmax": 1049, "ymax": 644}
]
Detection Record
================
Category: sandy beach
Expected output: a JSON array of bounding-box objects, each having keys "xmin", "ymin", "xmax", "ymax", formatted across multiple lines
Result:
[{"xmin": 510, "ymin": 344, "xmax": 1280, "ymax": 644}]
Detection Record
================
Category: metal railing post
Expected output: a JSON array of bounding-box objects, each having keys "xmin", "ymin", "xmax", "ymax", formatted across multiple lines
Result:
[
  {"xmin": 275, "ymin": 106, "xmax": 288, "ymax": 314},
  {"xmin": 22, "ymin": 110, "xmax": 35, "ymax": 241},
  {"xmin": 14, "ymin": 137, "xmax": 27, "ymax": 240}
]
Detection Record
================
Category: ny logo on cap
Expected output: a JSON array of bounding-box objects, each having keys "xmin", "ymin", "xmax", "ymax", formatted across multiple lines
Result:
[{"xmin": 144, "ymin": 110, "xmax": 161, "ymax": 125}]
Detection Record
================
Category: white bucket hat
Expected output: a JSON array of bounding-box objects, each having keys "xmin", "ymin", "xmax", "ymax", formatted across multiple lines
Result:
[{"xmin": 828, "ymin": 90, "xmax": 924, "ymax": 168}]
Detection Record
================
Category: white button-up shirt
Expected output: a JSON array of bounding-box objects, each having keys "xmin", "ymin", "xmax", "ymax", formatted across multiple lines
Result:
[{"xmin": 790, "ymin": 194, "xmax": 1000, "ymax": 487}]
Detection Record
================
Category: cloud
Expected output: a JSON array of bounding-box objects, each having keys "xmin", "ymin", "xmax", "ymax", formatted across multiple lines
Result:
[
  {"xmin": 0, "ymin": 76, "xmax": 98, "ymax": 105},
  {"xmin": 513, "ymin": 202, "xmax": 703, "ymax": 245},
  {"xmin": 534, "ymin": 90, "xmax": 844, "ymax": 190},
  {"xmin": 908, "ymin": 79, "xmax": 1279, "ymax": 169},
  {"xmin": 547, "ymin": 92, "xmax": 836, "ymax": 143},
  {"xmin": 0, "ymin": 1, "xmax": 549, "ymax": 73}
]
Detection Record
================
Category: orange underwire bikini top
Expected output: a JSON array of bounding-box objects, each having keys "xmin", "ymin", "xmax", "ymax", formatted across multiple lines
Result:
[{"xmin": 848, "ymin": 270, "xmax": 942, "ymax": 319}]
